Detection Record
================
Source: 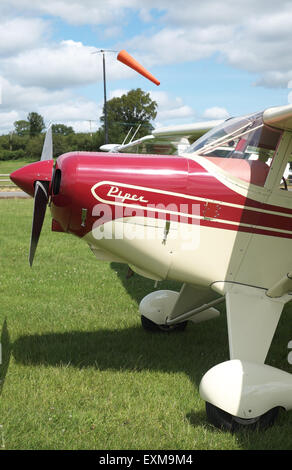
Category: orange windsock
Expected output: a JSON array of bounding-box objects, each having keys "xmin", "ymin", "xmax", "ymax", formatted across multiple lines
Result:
[{"xmin": 117, "ymin": 49, "xmax": 160, "ymax": 86}]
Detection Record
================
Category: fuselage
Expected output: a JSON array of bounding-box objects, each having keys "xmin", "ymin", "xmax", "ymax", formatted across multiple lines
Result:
[{"xmin": 48, "ymin": 150, "xmax": 292, "ymax": 292}]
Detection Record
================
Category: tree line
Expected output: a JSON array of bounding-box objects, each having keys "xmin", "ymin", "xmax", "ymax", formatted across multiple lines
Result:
[{"xmin": 0, "ymin": 89, "xmax": 157, "ymax": 161}]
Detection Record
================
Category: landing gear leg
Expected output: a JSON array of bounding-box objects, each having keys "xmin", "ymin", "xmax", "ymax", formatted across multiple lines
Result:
[
  {"xmin": 141, "ymin": 315, "xmax": 187, "ymax": 332},
  {"xmin": 199, "ymin": 284, "xmax": 292, "ymax": 431}
]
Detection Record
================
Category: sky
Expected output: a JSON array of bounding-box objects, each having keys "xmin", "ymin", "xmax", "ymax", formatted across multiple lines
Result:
[{"xmin": 1, "ymin": 0, "xmax": 292, "ymax": 136}]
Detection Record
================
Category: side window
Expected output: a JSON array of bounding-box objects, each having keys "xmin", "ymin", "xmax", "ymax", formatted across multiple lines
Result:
[
  {"xmin": 205, "ymin": 124, "xmax": 282, "ymax": 187},
  {"xmin": 280, "ymin": 157, "xmax": 292, "ymax": 191}
]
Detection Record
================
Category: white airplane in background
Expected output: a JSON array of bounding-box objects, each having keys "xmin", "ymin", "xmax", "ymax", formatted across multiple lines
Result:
[{"xmin": 100, "ymin": 119, "xmax": 224, "ymax": 155}]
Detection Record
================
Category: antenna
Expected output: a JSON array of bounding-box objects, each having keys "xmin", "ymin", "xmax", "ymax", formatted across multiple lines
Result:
[
  {"xmin": 129, "ymin": 124, "xmax": 141, "ymax": 143},
  {"xmin": 122, "ymin": 127, "xmax": 133, "ymax": 145}
]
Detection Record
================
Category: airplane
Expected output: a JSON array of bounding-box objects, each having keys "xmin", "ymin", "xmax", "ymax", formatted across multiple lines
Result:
[{"xmin": 10, "ymin": 52, "xmax": 292, "ymax": 433}]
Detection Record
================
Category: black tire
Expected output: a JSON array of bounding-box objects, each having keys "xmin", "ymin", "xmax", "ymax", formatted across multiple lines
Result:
[
  {"xmin": 141, "ymin": 315, "xmax": 187, "ymax": 333},
  {"xmin": 206, "ymin": 402, "xmax": 280, "ymax": 432}
]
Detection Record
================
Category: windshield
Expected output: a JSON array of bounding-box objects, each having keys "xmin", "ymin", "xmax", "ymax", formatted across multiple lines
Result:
[{"xmin": 186, "ymin": 112, "xmax": 283, "ymax": 186}]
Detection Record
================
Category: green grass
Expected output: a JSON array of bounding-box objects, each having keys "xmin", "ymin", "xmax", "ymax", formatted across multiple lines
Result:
[
  {"xmin": 0, "ymin": 199, "xmax": 291, "ymax": 450},
  {"xmin": 0, "ymin": 160, "xmax": 35, "ymax": 175}
]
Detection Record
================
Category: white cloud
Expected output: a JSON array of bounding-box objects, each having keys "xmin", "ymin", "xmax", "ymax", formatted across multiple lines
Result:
[
  {"xmin": 0, "ymin": 111, "xmax": 20, "ymax": 134},
  {"xmin": 2, "ymin": 1, "xmax": 292, "ymax": 89},
  {"xmin": 109, "ymin": 89, "xmax": 129, "ymax": 99},
  {"xmin": 124, "ymin": 27, "xmax": 231, "ymax": 67},
  {"xmin": 203, "ymin": 107, "xmax": 229, "ymax": 120},
  {"xmin": 119, "ymin": 1, "xmax": 292, "ymax": 88},
  {"xmin": 0, "ymin": 77, "xmax": 71, "ymax": 111},
  {"xmin": 2, "ymin": 40, "xmax": 135, "ymax": 90},
  {"xmin": 1, "ymin": 0, "xmax": 292, "ymax": 134},
  {"xmin": 0, "ymin": 76, "xmax": 102, "ymax": 134},
  {"xmin": 38, "ymin": 98, "xmax": 100, "ymax": 123},
  {"xmin": 0, "ymin": 17, "xmax": 48, "ymax": 57},
  {"xmin": 3, "ymin": 0, "xmax": 140, "ymax": 26},
  {"xmin": 66, "ymin": 120, "xmax": 99, "ymax": 133},
  {"xmin": 150, "ymin": 90, "xmax": 195, "ymax": 123}
]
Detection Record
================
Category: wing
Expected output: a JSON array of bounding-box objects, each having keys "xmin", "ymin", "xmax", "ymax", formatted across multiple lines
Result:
[
  {"xmin": 263, "ymin": 103, "xmax": 292, "ymax": 130},
  {"xmin": 100, "ymin": 119, "xmax": 224, "ymax": 155}
]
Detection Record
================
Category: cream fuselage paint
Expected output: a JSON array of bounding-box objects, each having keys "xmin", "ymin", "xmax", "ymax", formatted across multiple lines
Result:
[{"xmin": 84, "ymin": 217, "xmax": 250, "ymax": 286}]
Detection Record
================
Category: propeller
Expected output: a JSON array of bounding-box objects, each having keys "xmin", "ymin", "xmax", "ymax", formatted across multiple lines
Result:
[
  {"xmin": 29, "ymin": 181, "xmax": 50, "ymax": 266},
  {"xmin": 29, "ymin": 126, "xmax": 53, "ymax": 266}
]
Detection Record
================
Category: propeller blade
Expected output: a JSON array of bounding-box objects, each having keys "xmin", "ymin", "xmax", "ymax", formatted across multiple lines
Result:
[
  {"xmin": 41, "ymin": 125, "xmax": 53, "ymax": 161},
  {"xmin": 29, "ymin": 181, "xmax": 50, "ymax": 266}
]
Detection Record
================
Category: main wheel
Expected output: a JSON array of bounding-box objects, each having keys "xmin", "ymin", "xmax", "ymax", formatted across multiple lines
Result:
[
  {"xmin": 141, "ymin": 315, "xmax": 187, "ymax": 333},
  {"xmin": 206, "ymin": 402, "xmax": 280, "ymax": 432}
]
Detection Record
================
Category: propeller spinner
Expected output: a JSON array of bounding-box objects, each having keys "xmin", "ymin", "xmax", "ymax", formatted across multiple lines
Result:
[{"xmin": 10, "ymin": 127, "xmax": 54, "ymax": 266}]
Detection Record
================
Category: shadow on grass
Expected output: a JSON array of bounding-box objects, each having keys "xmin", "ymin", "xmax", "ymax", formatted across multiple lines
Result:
[
  {"xmin": 11, "ymin": 271, "xmax": 292, "ymax": 450},
  {"xmin": 11, "ymin": 315, "xmax": 292, "ymax": 449},
  {"xmin": 12, "ymin": 322, "xmax": 292, "ymax": 449},
  {"xmin": 13, "ymin": 323, "xmax": 227, "ymax": 382},
  {"xmin": 0, "ymin": 319, "xmax": 12, "ymax": 396},
  {"xmin": 110, "ymin": 262, "xmax": 182, "ymax": 305}
]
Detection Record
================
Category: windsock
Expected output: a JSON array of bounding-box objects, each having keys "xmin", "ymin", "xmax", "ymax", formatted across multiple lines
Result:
[{"xmin": 117, "ymin": 49, "xmax": 160, "ymax": 86}]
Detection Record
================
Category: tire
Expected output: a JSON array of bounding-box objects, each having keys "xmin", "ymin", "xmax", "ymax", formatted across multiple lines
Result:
[
  {"xmin": 205, "ymin": 402, "xmax": 280, "ymax": 432},
  {"xmin": 141, "ymin": 315, "xmax": 187, "ymax": 333}
]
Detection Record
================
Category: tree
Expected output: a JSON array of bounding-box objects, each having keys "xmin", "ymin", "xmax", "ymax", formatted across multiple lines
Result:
[
  {"xmin": 25, "ymin": 135, "xmax": 45, "ymax": 160},
  {"xmin": 14, "ymin": 120, "xmax": 30, "ymax": 137},
  {"xmin": 100, "ymin": 88, "xmax": 157, "ymax": 144},
  {"xmin": 52, "ymin": 124, "xmax": 75, "ymax": 136},
  {"xmin": 27, "ymin": 112, "xmax": 45, "ymax": 137}
]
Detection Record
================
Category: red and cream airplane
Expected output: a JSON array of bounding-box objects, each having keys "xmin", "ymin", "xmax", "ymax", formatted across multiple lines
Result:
[{"xmin": 10, "ymin": 52, "xmax": 292, "ymax": 432}]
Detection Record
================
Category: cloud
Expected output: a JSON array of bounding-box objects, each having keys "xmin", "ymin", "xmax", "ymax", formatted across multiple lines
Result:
[
  {"xmin": 38, "ymin": 98, "xmax": 100, "ymax": 123},
  {"xmin": 1, "ymin": 0, "xmax": 292, "ymax": 134},
  {"xmin": 64, "ymin": 120, "xmax": 99, "ymax": 133},
  {"xmin": 124, "ymin": 25, "xmax": 234, "ymax": 68},
  {"xmin": 0, "ymin": 76, "xmax": 102, "ymax": 134},
  {"xmin": 0, "ymin": 111, "xmax": 20, "ymax": 134},
  {"xmin": 120, "ymin": 1, "xmax": 292, "ymax": 88},
  {"xmin": 203, "ymin": 107, "xmax": 229, "ymax": 120},
  {"xmin": 3, "ymin": 0, "xmax": 140, "ymax": 26},
  {"xmin": 109, "ymin": 89, "xmax": 129, "ymax": 99},
  {"xmin": 150, "ymin": 90, "xmax": 194, "ymax": 123},
  {"xmin": 0, "ymin": 17, "xmax": 48, "ymax": 57},
  {"xmin": 0, "ymin": 77, "xmax": 71, "ymax": 111},
  {"xmin": 2, "ymin": 40, "xmax": 135, "ymax": 90},
  {"xmin": 2, "ymin": 1, "xmax": 292, "ymax": 89}
]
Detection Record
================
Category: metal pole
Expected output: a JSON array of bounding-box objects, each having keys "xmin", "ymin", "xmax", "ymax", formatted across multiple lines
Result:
[
  {"xmin": 92, "ymin": 49, "xmax": 117, "ymax": 144},
  {"xmin": 102, "ymin": 51, "xmax": 108, "ymax": 145},
  {"xmin": 165, "ymin": 296, "xmax": 225, "ymax": 325}
]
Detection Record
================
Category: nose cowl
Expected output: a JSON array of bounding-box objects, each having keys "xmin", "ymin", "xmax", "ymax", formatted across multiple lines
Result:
[{"xmin": 10, "ymin": 160, "xmax": 54, "ymax": 197}]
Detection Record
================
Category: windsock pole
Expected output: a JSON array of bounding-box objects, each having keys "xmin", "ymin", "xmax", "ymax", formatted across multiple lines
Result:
[{"xmin": 102, "ymin": 51, "xmax": 108, "ymax": 144}]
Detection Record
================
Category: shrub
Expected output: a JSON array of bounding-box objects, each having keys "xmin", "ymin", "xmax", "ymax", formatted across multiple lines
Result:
[{"xmin": 0, "ymin": 149, "xmax": 26, "ymax": 161}]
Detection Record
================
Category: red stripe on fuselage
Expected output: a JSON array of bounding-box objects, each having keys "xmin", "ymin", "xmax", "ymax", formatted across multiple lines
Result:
[{"xmin": 51, "ymin": 152, "xmax": 292, "ymax": 239}]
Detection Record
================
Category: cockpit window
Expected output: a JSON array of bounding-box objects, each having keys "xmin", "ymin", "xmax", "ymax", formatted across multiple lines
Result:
[{"xmin": 186, "ymin": 112, "xmax": 283, "ymax": 187}]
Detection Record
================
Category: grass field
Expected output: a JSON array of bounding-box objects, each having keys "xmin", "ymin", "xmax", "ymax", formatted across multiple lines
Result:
[
  {"xmin": 0, "ymin": 160, "xmax": 35, "ymax": 174},
  {"xmin": 0, "ymin": 160, "xmax": 36, "ymax": 191},
  {"xmin": 0, "ymin": 192, "xmax": 292, "ymax": 449}
]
